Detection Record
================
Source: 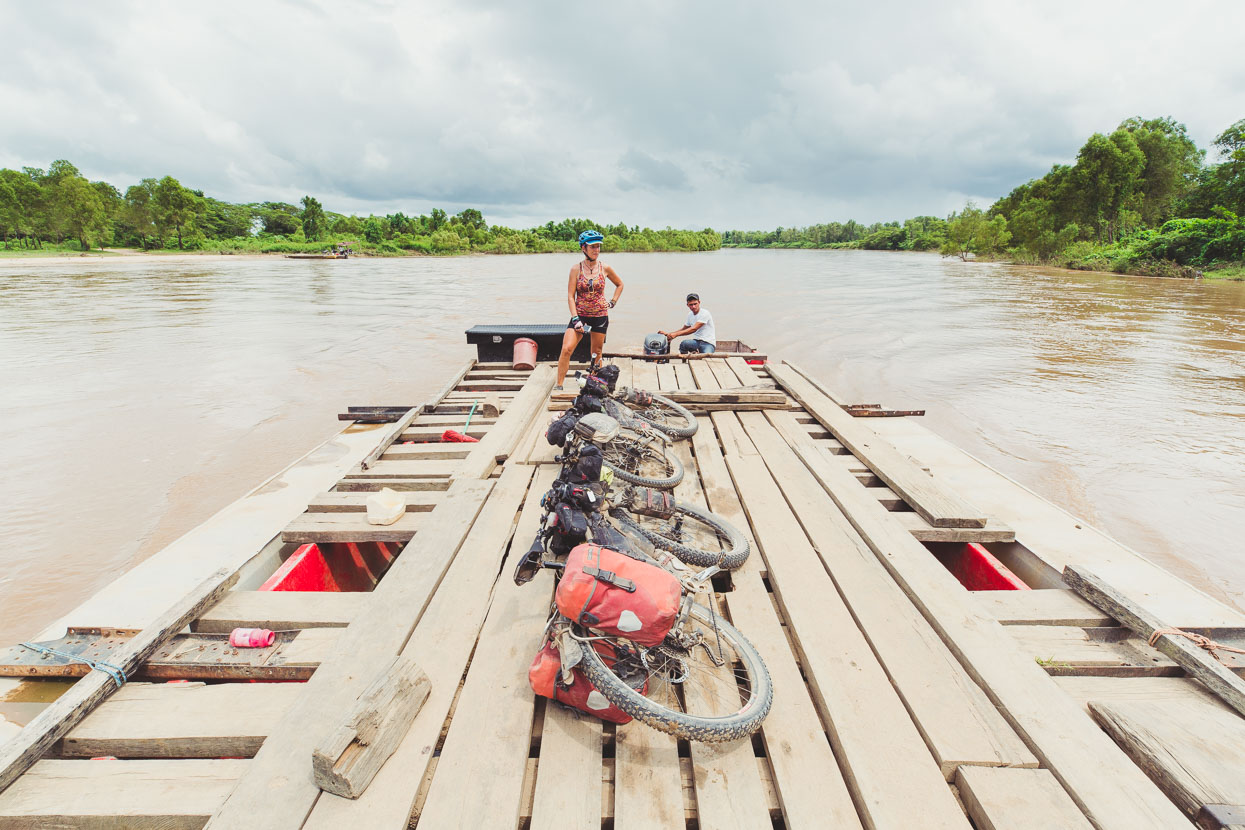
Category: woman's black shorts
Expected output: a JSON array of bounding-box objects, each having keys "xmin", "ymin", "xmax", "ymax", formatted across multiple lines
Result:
[{"xmin": 568, "ymin": 314, "xmax": 609, "ymax": 333}]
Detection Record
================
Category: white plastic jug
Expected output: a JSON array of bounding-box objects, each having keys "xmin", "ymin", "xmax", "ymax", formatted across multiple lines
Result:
[{"xmin": 366, "ymin": 488, "xmax": 405, "ymax": 526}]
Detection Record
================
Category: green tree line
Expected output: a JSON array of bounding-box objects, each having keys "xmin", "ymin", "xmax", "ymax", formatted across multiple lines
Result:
[
  {"xmin": 0, "ymin": 163, "xmax": 719, "ymax": 256},
  {"xmin": 724, "ymin": 115, "xmax": 1245, "ymax": 276}
]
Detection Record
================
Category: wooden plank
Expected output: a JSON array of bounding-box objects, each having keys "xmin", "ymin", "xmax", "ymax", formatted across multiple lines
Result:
[
  {"xmin": 688, "ymin": 359, "xmax": 720, "ymax": 390},
  {"xmin": 281, "ymin": 511, "xmax": 424, "ymax": 544},
  {"xmin": 1010, "ymin": 625, "xmax": 1244, "ymax": 677},
  {"xmin": 721, "ymin": 421, "xmax": 969, "ymax": 828},
  {"xmin": 632, "ymin": 359, "xmax": 659, "ymax": 390},
  {"xmin": 455, "ymin": 364, "xmax": 556, "ymax": 480},
  {"xmin": 306, "ymin": 491, "xmax": 442, "ymax": 512},
  {"xmin": 0, "ymin": 758, "xmax": 248, "ymax": 829},
  {"xmin": 359, "ymin": 358, "xmax": 473, "ymax": 470},
  {"xmin": 312, "ymin": 655, "xmax": 431, "ymax": 799},
  {"xmin": 397, "ymin": 426, "xmax": 488, "ymax": 442},
  {"xmin": 332, "ymin": 478, "xmax": 450, "ymax": 492},
  {"xmin": 1090, "ymin": 700, "xmax": 1245, "ymax": 823},
  {"xmin": 955, "ymin": 766, "xmax": 1093, "ymax": 830},
  {"xmin": 529, "ymin": 706, "xmax": 602, "ymax": 830},
  {"xmin": 764, "ymin": 408, "xmax": 1191, "ymax": 829},
  {"xmin": 725, "ymin": 356, "xmax": 764, "ymax": 388},
  {"xmin": 768, "ymin": 362, "xmax": 987, "ymax": 528},
  {"xmin": 655, "ymin": 362, "xmax": 677, "ymax": 390},
  {"xmin": 0, "ymin": 569, "xmax": 237, "ymax": 795},
  {"xmin": 408, "ymin": 468, "xmax": 558, "ymax": 829},
  {"xmin": 205, "ymin": 477, "xmax": 496, "ymax": 829},
  {"xmin": 977, "ymin": 589, "xmax": 1113, "ymax": 627},
  {"xmin": 193, "ymin": 591, "xmax": 366, "ymax": 633},
  {"xmin": 1065, "ymin": 567, "xmax": 1245, "ymax": 718},
  {"xmin": 689, "ymin": 417, "xmax": 863, "ymax": 829},
  {"xmin": 1055, "ymin": 676, "xmax": 1230, "ymax": 715},
  {"xmin": 62, "ymin": 683, "xmax": 302, "ymax": 758},
  {"xmin": 304, "ymin": 465, "xmax": 537, "ymax": 829},
  {"xmin": 895, "ymin": 511, "xmax": 1016, "ymax": 543},
  {"xmin": 346, "ymin": 459, "xmax": 458, "ymax": 478},
  {"xmin": 380, "ymin": 444, "xmax": 472, "ymax": 461},
  {"xmin": 614, "ymin": 358, "xmax": 634, "ymax": 390},
  {"xmin": 665, "ymin": 439, "xmax": 772, "ymax": 828},
  {"xmin": 738, "ymin": 411, "xmax": 1036, "ymax": 779},
  {"xmin": 708, "ymin": 359, "xmax": 739, "ymax": 389},
  {"xmin": 671, "ymin": 361, "xmax": 694, "ymax": 390},
  {"xmin": 613, "ymin": 724, "xmax": 684, "ymax": 830}
]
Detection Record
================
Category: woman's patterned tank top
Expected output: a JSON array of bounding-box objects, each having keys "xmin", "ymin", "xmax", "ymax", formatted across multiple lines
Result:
[{"xmin": 575, "ymin": 261, "xmax": 609, "ymax": 317}]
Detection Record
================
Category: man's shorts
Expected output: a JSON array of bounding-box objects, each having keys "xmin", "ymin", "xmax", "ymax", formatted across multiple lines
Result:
[
  {"xmin": 679, "ymin": 339, "xmax": 715, "ymax": 354},
  {"xmin": 569, "ymin": 315, "xmax": 609, "ymax": 333}
]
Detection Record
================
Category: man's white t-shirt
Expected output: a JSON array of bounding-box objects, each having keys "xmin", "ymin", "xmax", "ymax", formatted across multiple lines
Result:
[{"xmin": 685, "ymin": 308, "xmax": 716, "ymax": 345}]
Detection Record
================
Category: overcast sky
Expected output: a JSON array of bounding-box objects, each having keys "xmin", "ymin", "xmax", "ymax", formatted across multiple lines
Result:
[{"xmin": 3, "ymin": 1, "xmax": 1243, "ymax": 230}]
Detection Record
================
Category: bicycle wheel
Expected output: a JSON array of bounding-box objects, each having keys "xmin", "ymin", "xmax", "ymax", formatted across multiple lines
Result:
[
  {"xmin": 600, "ymin": 439, "xmax": 684, "ymax": 489},
  {"xmin": 578, "ymin": 601, "xmax": 772, "ymax": 742},
  {"xmin": 613, "ymin": 501, "xmax": 749, "ymax": 570},
  {"xmin": 623, "ymin": 392, "xmax": 697, "ymax": 439}
]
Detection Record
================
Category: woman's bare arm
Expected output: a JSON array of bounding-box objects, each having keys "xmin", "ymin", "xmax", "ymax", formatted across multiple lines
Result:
[
  {"xmin": 567, "ymin": 267, "xmax": 579, "ymax": 317},
  {"xmin": 605, "ymin": 265, "xmax": 623, "ymax": 306}
]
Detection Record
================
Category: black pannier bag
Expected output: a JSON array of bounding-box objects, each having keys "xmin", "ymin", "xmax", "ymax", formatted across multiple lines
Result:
[
  {"xmin": 580, "ymin": 374, "xmax": 610, "ymax": 399},
  {"xmin": 569, "ymin": 444, "xmax": 603, "ymax": 483},
  {"xmin": 573, "ymin": 394, "xmax": 606, "ymax": 414},
  {"xmin": 551, "ymin": 502, "xmax": 589, "ymax": 552},
  {"xmin": 546, "ymin": 411, "xmax": 582, "ymax": 446},
  {"xmin": 594, "ymin": 364, "xmax": 620, "ymax": 391}
]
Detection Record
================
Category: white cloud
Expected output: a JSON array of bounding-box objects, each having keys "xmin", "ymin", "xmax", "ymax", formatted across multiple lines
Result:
[{"xmin": 1, "ymin": 0, "xmax": 1242, "ymax": 229}]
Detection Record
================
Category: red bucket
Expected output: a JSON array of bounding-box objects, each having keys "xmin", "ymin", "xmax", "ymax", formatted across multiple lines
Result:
[{"xmin": 513, "ymin": 337, "xmax": 537, "ymax": 371}]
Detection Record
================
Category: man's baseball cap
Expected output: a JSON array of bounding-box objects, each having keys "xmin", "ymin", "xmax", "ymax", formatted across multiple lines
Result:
[{"xmin": 686, "ymin": 293, "xmax": 699, "ymax": 302}]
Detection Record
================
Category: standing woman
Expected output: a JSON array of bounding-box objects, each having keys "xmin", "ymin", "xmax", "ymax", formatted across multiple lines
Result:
[{"xmin": 556, "ymin": 229, "xmax": 623, "ymax": 389}]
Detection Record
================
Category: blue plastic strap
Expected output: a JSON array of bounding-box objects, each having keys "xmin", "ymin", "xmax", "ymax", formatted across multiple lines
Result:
[{"xmin": 19, "ymin": 642, "xmax": 128, "ymax": 688}]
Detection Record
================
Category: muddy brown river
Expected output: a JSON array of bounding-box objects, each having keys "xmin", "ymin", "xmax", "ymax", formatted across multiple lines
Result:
[{"xmin": 1, "ymin": 249, "xmax": 1242, "ymax": 646}]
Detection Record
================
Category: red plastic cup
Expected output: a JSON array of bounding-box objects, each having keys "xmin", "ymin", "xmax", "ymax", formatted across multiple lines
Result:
[{"xmin": 229, "ymin": 628, "xmax": 276, "ymax": 648}]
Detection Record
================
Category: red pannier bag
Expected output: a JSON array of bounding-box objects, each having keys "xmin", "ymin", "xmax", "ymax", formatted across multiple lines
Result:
[
  {"xmin": 528, "ymin": 640, "xmax": 644, "ymax": 724},
  {"xmin": 555, "ymin": 543, "xmax": 681, "ymax": 647}
]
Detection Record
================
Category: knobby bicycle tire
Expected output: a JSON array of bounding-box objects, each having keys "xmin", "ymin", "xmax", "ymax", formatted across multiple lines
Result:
[
  {"xmin": 600, "ymin": 440, "xmax": 684, "ymax": 489},
  {"xmin": 623, "ymin": 392, "xmax": 697, "ymax": 439},
  {"xmin": 578, "ymin": 602, "xmax": 772, "ymax": 742},
  {"xmin": 613, "ymin": 501, "xmax": 749, "ymax": 569}
]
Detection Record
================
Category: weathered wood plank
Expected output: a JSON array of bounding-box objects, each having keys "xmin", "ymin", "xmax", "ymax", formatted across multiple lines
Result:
[
  {"xmin": 0, "ymin": 759, "xmax": 248, "ymax": 829},
  {"xmin": 0, "ymin": 569, "xmax": 237, "ymax": 795},
  {"xmin": 689, "ymin": 416, "xmax": 863, "ymax": 830},
  {"xmin": 894, "ymin": 510, "xmax": 1015, "ymax": 542},
  {"xmin": 764, "ymin": 408, "xmax": 1191, "ymax": 829},
  {"xmin": 205, "ymin": 477, "xmax": 496, "ymax": 828},
  {"xmin": 280, "ymin": 511, "xmax": 424, "ymax": 544},
  {"xmin": 397, "ymin": 426, "xmax": 488, "ymax": 442},
  {"xmin": 722, "ymin": 418, "xmax": 969, "ymax": 828},
  {"xmin": 1090, "ymin": 700, "xmax": 1245, "ymax": 823},
  {"xmin": 632, "ymin": 359, "xmax": 659, "ymax": 390},
  {"xmin": 407, "ymin": 468, "xmax": 557, "ymax": 829},
  {"xmin": 380, "ymin": 444, "xmax": 472, "ymax": 461},
  {"xmin": 333, "ymin": 478, "xmax": 450, "ymax": 492},
  {"xmin": 977, "ymin": 589, "xmax": 1114, "ymax": 627},
  {"xmin": 613, "ymin": 724, "xmax": 684, "ymax": 830},
  {"xmin": 725, "ymin": 356, "xmax": 765, "ymax": 388},
  {"xmin": 955, "ymin": 766, "xmax": 1093, "ymax": 830},
  {"xmin": 655, "ymin": 362, "xmax": 677, "ymax": 390},
  {"xmin": 1055, "ymin": 676, "xmax": 1230, "ymax": 715},
  {"xmin": 358, "ymin": 358, "xmax": 473, "ymax": 470},
  {"xmin": 62, "ymin": 683, "xmax": 302, "ymax": 758},
  {"xmin": 1066, "ymin": 567, "xmax": 1245, "ymax": 718},
  {"xmin": 193, "ymin": 591, "xmax": 366, "ymax": 633},
  {"xmin": 454, "ymin": 364, "xmax": 556, "ymax": 480},
  {"xmin": 305, "ymin": 491, "xmax": 442, "ymax": 513},
  {"xmin": 529, "ymin": 706, "xmax": 602, "ymax": 830},
  {"xmin": 312, "ymin": 655, "xmax": 431, "ymax": 799},
  {"xmin": 345, "ymin": 459, "xmax": 459, "ymax": 478},
  {"xmin": 738, "ymin": 411, "xmax": 1036, "ymax": 780},
  {"xmin": 769, "ymin": 362, "xmax": 987, "ymax": 528}
]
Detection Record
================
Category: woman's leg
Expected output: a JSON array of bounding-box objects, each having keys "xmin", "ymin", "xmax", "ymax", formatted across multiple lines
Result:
[
  {"xmin": 589, "ymin": 330, "xmax": 607, "ymax": 368},
  {"xmin": 557, "ymin": 328, "xmax": 582, "ymax": 386}
]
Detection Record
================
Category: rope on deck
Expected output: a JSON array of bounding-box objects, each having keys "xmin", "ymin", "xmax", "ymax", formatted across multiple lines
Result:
[
  {"xmin": 18, "ymin": 642, "xmax": 128, "ymax": 688},
  {"xmin": 1148, "ymin": 628, "xmax": 1245, "ymax": 665}
]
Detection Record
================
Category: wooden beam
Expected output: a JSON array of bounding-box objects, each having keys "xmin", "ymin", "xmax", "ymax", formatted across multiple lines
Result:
[
  {"xmin": 312, "ymin": 655, "xmax": 431, "ymax": 799},
  {"xmin": 976, "ymin": 589, "xmax": 1115, "ymax": 627},
  {"xmin": 192, "ymin": 591, "xmax": 366, "ymax": 633},
  {"xmin": 896, "ymin": 511, "xmax": 1016, "ymax": 543},
  {"xmin": 955, "ymin": 766, "xmax": 1093, "ymax": 829},
  {"xmin": 205, "ymin": 477, "xmax": 496, "ymax": 829},
  {"xmin": 0, "ymin": 568, "xmax": 237, "ymax": 795},
  {"xmin": 764, "ymin": 409, "xmax": 1191, "ymax": 829},
  {"xmin": 768, "ymin": 361, "xmax": 988, "ymax": 528},
  {"xmin": 455, "ymin": 364, "xmax": 556, "ymax": 480},
  {"xmin": 738, "ymin": 411, "xmax": 1036, "ymax": 779},
  {"xmin": 62, "ymin": 683, "xmax": 302, "ymax": 758},
  {"xmin": 280, "ymin": 511, "xmax": 424, "ymax": 544},
  {"xmin": 1065, "ymin": 567, "xmax": 1245, "ymax": 718},
  {"xmin": 0, "ymin": 759, "xmax": 248, "ymax": 828},
  {"xmin": 306, "ymin": 491, "xmax": 442, "ymax": 512},
  {"xmin": 1089, "ymin": 699, "xmax": 1245, "ymax": 824}
]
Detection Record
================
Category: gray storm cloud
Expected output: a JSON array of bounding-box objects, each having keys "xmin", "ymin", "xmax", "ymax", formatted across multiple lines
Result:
[{"xmin": 1, "ymin": 0, "xmax": 1242, "ymax": 229}]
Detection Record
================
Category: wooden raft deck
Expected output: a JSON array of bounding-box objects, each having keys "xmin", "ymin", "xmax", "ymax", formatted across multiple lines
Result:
[{"xmin": 1, "ymin": 355, "xmax": 1243, "ymax": 829}]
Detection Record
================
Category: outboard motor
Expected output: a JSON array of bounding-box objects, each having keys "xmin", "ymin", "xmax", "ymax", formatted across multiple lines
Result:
[{"xmin": 643, "ymin": 332, "xmax": 670, "ymax": 364}]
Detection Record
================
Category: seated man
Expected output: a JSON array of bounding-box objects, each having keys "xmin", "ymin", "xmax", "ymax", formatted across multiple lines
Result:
[{"xmin": 659, "ymin": 293, "xmax": 716, "ymax": 354}]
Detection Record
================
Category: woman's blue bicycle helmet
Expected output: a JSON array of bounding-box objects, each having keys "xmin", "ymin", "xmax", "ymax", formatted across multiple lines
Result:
[{"xmin": 578, "ymin": 229, "xmax": 604, "ymax": 245}]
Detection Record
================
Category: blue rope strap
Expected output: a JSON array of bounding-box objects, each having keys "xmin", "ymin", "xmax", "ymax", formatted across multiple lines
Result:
[{"xmin": 19, "ymin": 642, "xmax": 127, "ymax": 688}]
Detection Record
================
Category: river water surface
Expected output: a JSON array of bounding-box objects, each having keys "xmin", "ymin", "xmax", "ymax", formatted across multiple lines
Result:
[{"xmin": 1, "ymin": 249, "xmax": 1242, "ymax": 645}]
